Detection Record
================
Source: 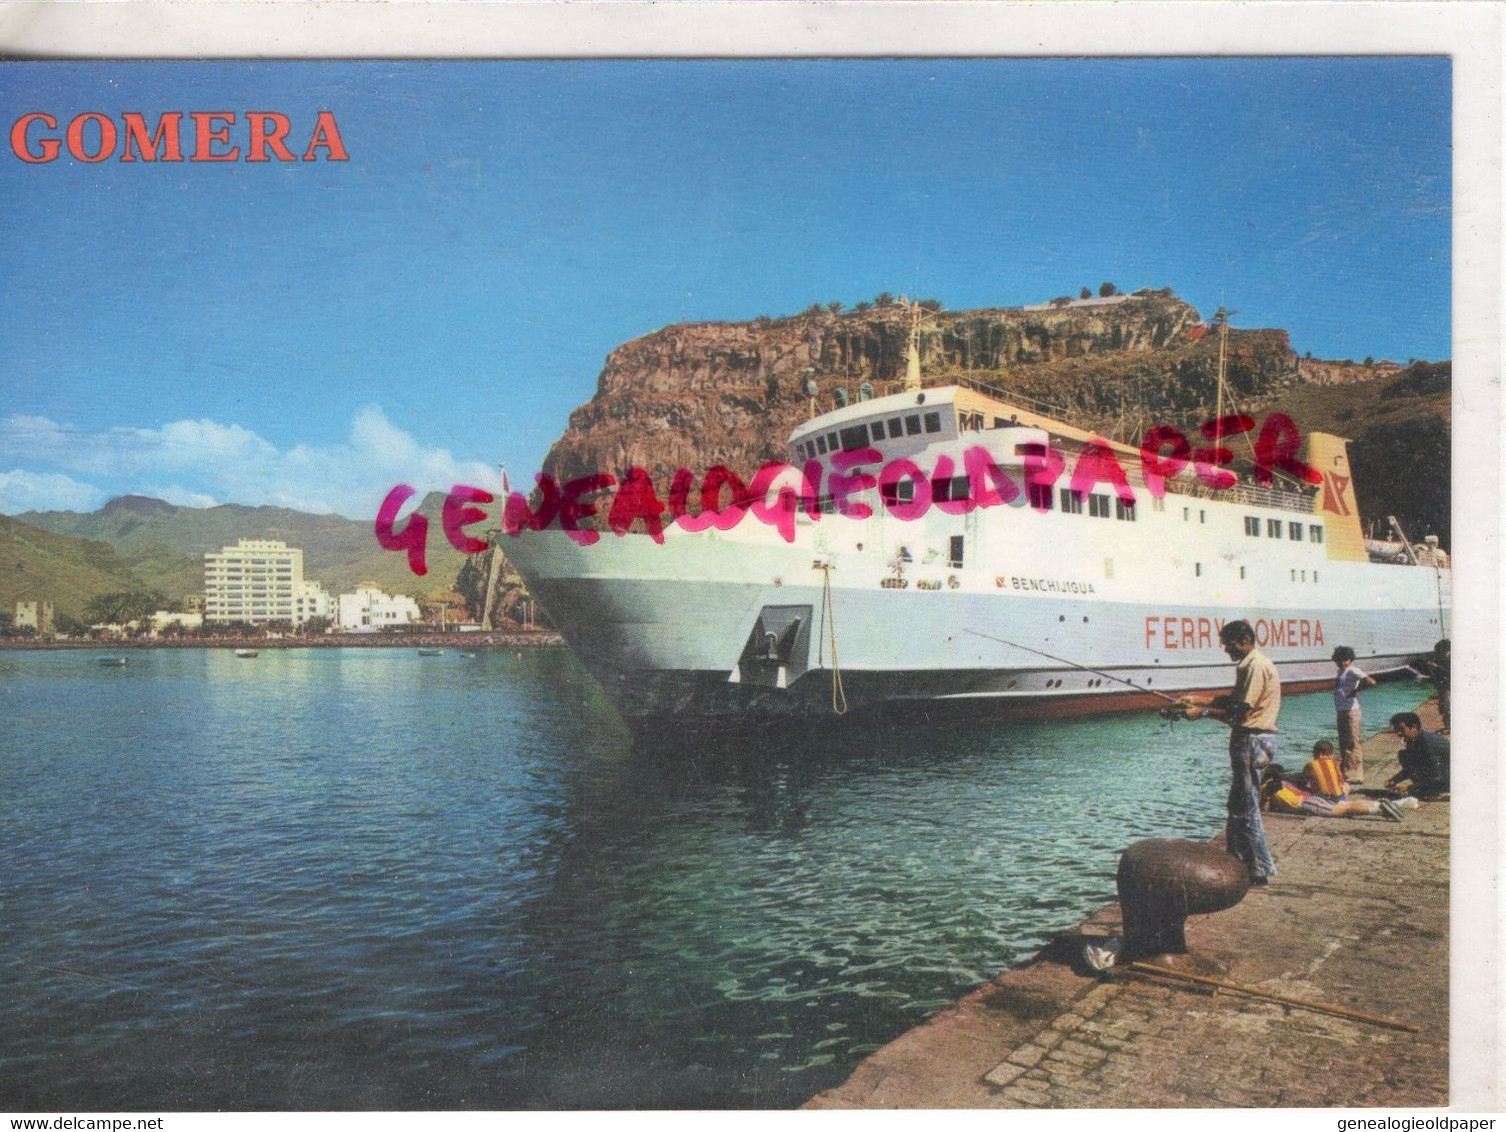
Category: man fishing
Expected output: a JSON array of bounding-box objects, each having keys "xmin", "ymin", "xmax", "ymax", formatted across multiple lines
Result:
[{"xmin": 1175, "ymin": 620, "xmax": 1280, "ymax": 887}]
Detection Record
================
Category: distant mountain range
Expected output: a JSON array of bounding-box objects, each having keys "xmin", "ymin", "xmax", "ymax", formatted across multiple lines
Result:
[{"xmin": 6, "ymin": 493, "xmax": 474, "ymax": 620}]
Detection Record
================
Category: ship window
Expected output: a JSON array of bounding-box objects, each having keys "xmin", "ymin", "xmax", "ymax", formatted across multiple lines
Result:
[
  {"xmin": 993, "ymin": 416, "xmax": 1008, "ymax": 428},
  {"xmin": 904, "ymin": 414, "xmax": 922, "ymax": 436},
  {"xmin": 949, "ymin": 535, "xmax": 964, "ymax": 568},
  {"xmin": 1302, "ymin": 569, "xmax": 1307, "ymax": 581},
  {"xmin": 1089, "ymin": 494, "xmax": 1112, "ymax": 519},
  {"xmin": 1314, "ymin": 570, "xmax": 1319, "ymax": 582},
  {"xmin": 1291, "ymin": 569, "xmax": 1297, "ymax": 581},
  {"xmin": 1028, "ymin": 483, "xmax": 1054, "ymax": 510},
  {"xmin": 1115, "ymin": 498, "xmax": 1136, "ymax": 521},
  {"xmin": 1195, "ymin": 563, "xmax": 1202, "ymax": 576},
  {"xmin": 870, "ymin": 423, "xmax": 887, "ymax": 443},
  {"xmin": 816, "ymin": 435, "xmax": 828, "ymax": 454},
  {"xmin": 826, "ymin": 432, "xmax": 839, "ymax": 451},
  {"xmin": 1200, "ymin": 510, "xmax": 1206, "ymax": 524},
  {"xmin": 1289, "ymin": 522, "xmax": 1303, "ymax": 541},
  {"xmin": 1240, "ymin": 566, "xmax": 1247, "ymax": 580},
  {"xmin": 888, "ymin": 418, "xmax": 905, "ymax": 438},
  {"xmin": 1310, "ymin": 525, "xmax": 1325, "ymax": 544},
  {"xmin": 1060, "ymin": 488, "xmax": 1083, "ymax": 514},
  {"xmin": 839, "ymin": 425, "xmax": 870, "ymax": 451},
  {"xmin": 935, "ymin": 476, "xmax": 970, "ymax": 503},
  {"xmin": 1268, "ymin": 519, "xmax": 1283, "ymax": 538},
  {"xmin": 881, "ymin": 479, "xmax": 917, "ymax": 505},
  {"xmin": 1183, "ymin": 507, "xmax": 1190, "ymax": 521},
  {"xmin": 1244, "ymin": 516, "xmax": 1260, "ymax": 537},
  {"xmin": 924, "ymin": 411, "xmax": 942, "ymax": 433}
]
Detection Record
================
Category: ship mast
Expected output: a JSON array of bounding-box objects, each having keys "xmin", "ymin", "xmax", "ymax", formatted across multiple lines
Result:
[
  {"xmin": 1213, "ymin": 305, "xmax": 1232, "ymax": 447},
  {"xmin": 903, "ymin": 298, "xmax": 924, "ymax": 392},
  {"xmin": 901, "ymin": 297, "xmax": 942, "ymax": 393}
]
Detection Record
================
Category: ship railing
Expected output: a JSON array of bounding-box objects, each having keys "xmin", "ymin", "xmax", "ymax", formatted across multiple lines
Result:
[
  {"xmin": 1167, "ymin": 478, "xmax": 1317, "ymax": 514},
  {"xmin": 949, "ymin": 375, "xmax": 1069, "ymax": 417}
]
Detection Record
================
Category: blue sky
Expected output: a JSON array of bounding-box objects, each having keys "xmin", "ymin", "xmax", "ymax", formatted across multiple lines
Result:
[{"xmin": 0, "ymin": 58, "xmax": 1451, "ymax": 519}]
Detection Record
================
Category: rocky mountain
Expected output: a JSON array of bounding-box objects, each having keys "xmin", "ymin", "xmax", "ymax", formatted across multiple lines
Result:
[{"xmin": 535, "ymin": 290, "xmax": 1449, "ymax": 548}]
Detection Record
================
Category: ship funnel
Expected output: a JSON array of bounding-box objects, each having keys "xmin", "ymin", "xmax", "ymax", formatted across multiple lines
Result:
[{"xmin": 1302, "ymin": 431, "xmax": 1367, "ymax": 562}]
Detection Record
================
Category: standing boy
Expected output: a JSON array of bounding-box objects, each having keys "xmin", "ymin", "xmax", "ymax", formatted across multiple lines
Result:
[{"xmin": 1332, "ymin": 646, "xmax": 1377, "ymax": 785}]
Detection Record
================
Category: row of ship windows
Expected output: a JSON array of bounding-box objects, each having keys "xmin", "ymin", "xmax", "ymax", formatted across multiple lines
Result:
[
  {"xmin": 1023, "ymin": 486, "xmax": 1139, "ymax": 520},
  {"xmin": 795, "ymin": 411, "xmax": 945, "ymax": 460},
  {"xmin": 1244, "ymin": 517, "xmax": 1325, "ymax": 543}
]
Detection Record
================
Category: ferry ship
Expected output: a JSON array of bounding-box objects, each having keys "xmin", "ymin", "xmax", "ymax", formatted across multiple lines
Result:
[{"xmin": 502, "ymin": 316, "xmax": 1450, "ymax": 737}]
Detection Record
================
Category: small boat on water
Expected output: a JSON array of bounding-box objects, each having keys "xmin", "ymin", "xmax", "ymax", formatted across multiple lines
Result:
[
  {"xmin": 95, "ymin": 656, "xmax": 127, "ymax": 667},
  {"xmin": 459, "ymin": 651, "xmax": 477, "ymax": 658},
  {"xmin": 234, "ymin": 649, "xmax": 260, "ymax": 659},
  {"xmin": 417, "ymin": 648, "xmax": 445, "ymax": 657}
]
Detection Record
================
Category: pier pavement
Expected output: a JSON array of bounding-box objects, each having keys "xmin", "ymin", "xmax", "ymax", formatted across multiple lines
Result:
[{"xmin": 806, "ymin": 703, "xmax": 1450, "ymax": 1109}]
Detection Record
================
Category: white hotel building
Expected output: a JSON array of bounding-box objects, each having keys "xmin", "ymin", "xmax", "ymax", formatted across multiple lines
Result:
[{"xmin": 204, "ymin": 539, "xmax": 332, "ymax": 626}]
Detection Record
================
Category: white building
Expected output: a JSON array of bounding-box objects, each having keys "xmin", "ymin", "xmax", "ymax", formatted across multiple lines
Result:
[
  {"xmin": 295, "ymin": 581, "xmax": 334, "ymax": 624},
  {"xmin": 151, "ymin": 610, "xmax": 204, "ymax": 633},
  {"xmin": 337, "ymin": 584, "xmax": 421, "ymax": 633},
  {"xmin": 204, "ymin": 539, "xmax": 309, "ymax": 625},
  {"xmin": 14, "ymin": 600, "xmax": 54, "ymax": 636}
]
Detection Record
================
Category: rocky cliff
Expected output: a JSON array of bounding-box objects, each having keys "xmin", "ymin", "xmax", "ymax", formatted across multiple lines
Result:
[{"xmin": 541, "ymin": 293, "xmax": 1309, "ymax": 486}]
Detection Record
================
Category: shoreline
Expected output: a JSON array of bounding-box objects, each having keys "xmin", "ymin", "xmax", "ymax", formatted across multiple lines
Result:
[{"xmin": 0, "ymin": 630, "xmax": 564, "ymax": 651}]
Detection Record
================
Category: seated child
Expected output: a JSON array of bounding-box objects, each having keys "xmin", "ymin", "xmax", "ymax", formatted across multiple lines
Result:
[
  {"xmin": 1301, "ymin": 740, "xmax": 1349, "ymax": 799},
  {"xmin": 1261, "ymin": 764, "xmax": 1403, "ymax": 822}
]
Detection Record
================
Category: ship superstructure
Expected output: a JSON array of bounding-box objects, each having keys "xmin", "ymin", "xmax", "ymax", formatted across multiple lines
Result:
[{"xmin": 503, "ymin": 342, "xmax": 1449, "ymax": 737}]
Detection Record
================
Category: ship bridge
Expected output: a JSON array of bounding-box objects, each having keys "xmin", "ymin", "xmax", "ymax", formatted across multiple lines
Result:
[{"xmin": 787, "ymin": 384, "xmax": 1062, "ymax": 468}]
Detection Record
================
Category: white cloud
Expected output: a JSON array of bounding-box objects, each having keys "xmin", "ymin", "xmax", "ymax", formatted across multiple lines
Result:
[
  {"xmin": 0, "ymin": 407, "xmax": 499, "ymax": 519},
  {"xmin": 0, "ymin": 469, "xmax": 107, "ymax": 514}
]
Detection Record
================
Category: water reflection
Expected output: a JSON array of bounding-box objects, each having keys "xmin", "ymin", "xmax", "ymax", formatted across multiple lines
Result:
[{"xmin": 0, "ymin": 647, "xmax": 1431, "ymax": 1111}]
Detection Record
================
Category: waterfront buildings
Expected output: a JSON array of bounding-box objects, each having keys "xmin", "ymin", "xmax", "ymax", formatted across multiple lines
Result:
[{"xmin": 337, "ymin": 584, "xmax": 421, "ymax": 632}]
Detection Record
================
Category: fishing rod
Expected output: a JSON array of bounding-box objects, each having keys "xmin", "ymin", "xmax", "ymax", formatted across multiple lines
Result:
[{"xmin": 961, "ymin": 627, "xmax": 1190, "ymax": 713}]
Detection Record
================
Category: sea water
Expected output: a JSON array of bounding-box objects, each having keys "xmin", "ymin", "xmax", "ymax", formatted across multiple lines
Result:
[{"xmin": 0, "ymin": 647, "xmax": 1432, "ymax": 1110}]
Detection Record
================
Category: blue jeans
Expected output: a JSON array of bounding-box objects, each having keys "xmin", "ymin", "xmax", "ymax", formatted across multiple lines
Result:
[{"xmin": 1227, "ymin": 730, "xmax": 1278, "ymax": 881}]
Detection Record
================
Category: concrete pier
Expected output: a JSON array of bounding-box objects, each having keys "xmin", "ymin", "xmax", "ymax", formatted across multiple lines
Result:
[{"xmin": 806, "ymin": 704, "xmax": 1449, "ymax": 1109}]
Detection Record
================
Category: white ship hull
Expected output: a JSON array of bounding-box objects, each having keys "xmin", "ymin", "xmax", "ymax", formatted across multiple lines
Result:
[{"xmin": 504, "ymin": 384, "xmax": 1449, "ymax": 734}]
